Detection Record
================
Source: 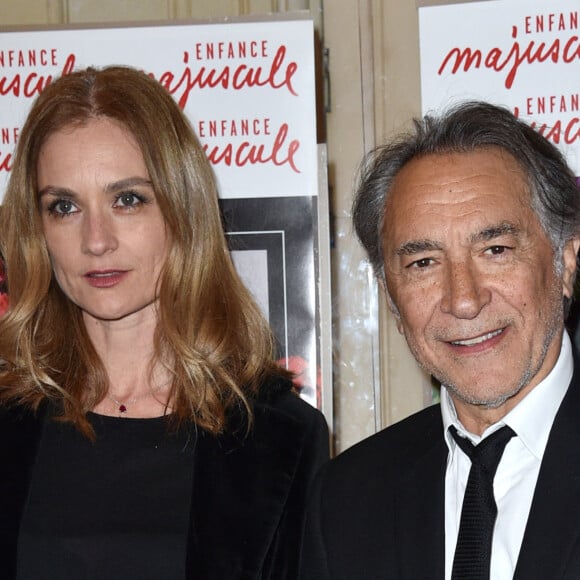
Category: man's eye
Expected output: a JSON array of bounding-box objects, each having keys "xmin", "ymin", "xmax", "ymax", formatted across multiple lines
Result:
[
  {"xmin": 410, "ymin": 258, "xmax": 433, "ymax": 269},
  {"xmin": 486, "ymin": 245, "xmax": 507, "ymax": 255}
]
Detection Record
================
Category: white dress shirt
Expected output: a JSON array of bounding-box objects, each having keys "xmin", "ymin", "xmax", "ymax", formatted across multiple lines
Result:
[{"xmin": 442, "ymin": 332, "xmax": 573, "ymax": 580}]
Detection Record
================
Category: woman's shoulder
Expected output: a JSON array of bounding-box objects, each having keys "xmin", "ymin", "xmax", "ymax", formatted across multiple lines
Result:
[
  {"xmin": 0, "ymin": 400, "xmax": 43, "ymax": 425},
  {"xmin": 0, "ymin": 401, "xmax": 45, "ymax": 473},
  {"xmin": 241, "ymin": 372, "xmax": 329, "ymax": 468},
  {"xmin": 254, "ymin": 372, "xmax": 326, "ymax": 428},
  {"xmin": 0, "ymin": 401, "xmax": 46, "ymax": 446}
]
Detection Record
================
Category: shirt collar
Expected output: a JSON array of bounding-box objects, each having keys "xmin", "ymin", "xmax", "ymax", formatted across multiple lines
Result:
[{"xmin": 442, "ymin": 332, "xmax": 573, "ymax": 458}]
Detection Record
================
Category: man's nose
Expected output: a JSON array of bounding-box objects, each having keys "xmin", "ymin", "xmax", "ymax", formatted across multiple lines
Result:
[{"xmin": 440, "ymin": 260, "xmax": 491, "ymax": 319}]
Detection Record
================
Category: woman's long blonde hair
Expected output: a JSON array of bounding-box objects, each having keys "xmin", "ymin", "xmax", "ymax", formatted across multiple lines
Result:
[{"xmin": 0, "ymin": 66, "xmax": 283, "ymax": 435}]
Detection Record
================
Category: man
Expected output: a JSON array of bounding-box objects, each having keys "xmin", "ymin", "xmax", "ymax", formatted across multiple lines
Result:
[{"xmin": 300, "ymin": 102, "xmax": 580, "ymax": 579}]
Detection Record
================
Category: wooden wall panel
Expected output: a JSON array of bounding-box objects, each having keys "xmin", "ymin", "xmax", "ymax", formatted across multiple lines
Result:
[
  {"xmin": 371, "ymin": 0, "xmax": 433, "ymax": 427},
  {"xmin": 1, "ymin": 0, "xmax": 53, "ymax": 25},
  {"xmin": 67, "ymin": 0, "xmax": 170, "ymax": 23}
]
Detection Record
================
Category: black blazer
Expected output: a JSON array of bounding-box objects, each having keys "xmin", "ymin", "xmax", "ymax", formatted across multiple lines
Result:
[
  {"xmin": 0, "ymin": 378, "xmax": 329, "ymax": 580},
  {"xmin": 300, "ymin": 368, "xmax": 580, "ymax": 580}
]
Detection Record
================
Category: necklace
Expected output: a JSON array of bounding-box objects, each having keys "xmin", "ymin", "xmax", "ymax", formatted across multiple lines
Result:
[{"xmin": 106, "ymin": 383, "xmax": 167, "ymax": 418}]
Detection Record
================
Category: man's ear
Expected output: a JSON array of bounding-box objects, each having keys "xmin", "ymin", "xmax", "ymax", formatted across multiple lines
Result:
[
  {"xmin": 378, "ymin": 275, "xmax": 404, "ymax": 334},
  {"xmin": 562, "ymin": 236, "xmax": 580, "ymax": 299}
]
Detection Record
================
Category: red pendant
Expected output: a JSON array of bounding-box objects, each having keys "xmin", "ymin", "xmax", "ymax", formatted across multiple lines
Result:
[{"xmin": 119, "ymin": 404, "xmax": 127, "ymax": 413}]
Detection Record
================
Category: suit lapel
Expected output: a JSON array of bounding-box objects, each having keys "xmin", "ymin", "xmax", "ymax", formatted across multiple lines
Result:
[
  {"xmin": 186, "ymin": 396, "xmax": 308, "ymax": 580},
  {"xmin": 394, "ymin": 408, "xmax": 447, "ymax": 580},
  {"xmin": 514, "ymin": 370, "xmax": 580, "ymax": 579}
]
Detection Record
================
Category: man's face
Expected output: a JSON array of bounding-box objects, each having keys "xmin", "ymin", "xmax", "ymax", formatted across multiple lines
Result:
[{"xmin": 382, "ymin": 148, "xmax": 579, "ymax": 425}]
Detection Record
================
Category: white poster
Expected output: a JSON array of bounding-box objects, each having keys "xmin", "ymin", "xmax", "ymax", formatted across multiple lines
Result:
[
  {"xmin": 0, "ymin": 18, "xmax": 317, "ymax": 199},
  {"xmin": 420, "ymin": 0, "xmax": 580, "ymax": 175}
]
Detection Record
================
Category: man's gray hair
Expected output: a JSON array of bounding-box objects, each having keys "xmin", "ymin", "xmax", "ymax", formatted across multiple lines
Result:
[{"xmin": 353, "ymin": 101, "xmax": 580, "ymax": 296}]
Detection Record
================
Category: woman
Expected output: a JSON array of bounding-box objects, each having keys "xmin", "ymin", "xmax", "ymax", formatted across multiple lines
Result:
[{"xmin": 0, "ymin": 66, "xmax": 328, "ymax": 580}]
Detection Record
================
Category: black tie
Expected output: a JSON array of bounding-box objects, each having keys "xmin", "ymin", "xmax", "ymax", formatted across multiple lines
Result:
[{"xmin": 449, "ymin": 425, "xmax": 516, "ymax": 580}]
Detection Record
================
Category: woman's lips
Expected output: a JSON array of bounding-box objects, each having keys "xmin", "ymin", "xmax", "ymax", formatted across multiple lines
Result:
[{"xmin": 84, "ymin": 270, "xmax": 128, "ymax": 288}]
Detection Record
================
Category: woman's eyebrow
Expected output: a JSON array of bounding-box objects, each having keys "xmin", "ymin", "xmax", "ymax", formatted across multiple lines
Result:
[
  {"xmin": 38, "ymin": 185, "xmax": 77, "ymax": 199},
  {"xmin": 104, "ymin": 176, "xmax": 153, "ymax": 193}
]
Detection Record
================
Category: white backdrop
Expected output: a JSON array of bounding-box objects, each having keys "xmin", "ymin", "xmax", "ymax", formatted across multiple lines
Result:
[
  {"xmin": 0, "ymin": 17, "xmax": 317, "ymax": 199},
  {"xmin": 420, "ymin": 0, "xmax": 580, "ymax": 175}
]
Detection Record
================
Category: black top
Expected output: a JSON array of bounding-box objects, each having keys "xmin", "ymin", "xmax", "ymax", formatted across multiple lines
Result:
[
  {"xmin": 1, "ymin": 375, "xmax": 330, "ymax": 580},
  {"xmin": 17, "ymin": 412, "xmax": 196, "ymax": 580}
]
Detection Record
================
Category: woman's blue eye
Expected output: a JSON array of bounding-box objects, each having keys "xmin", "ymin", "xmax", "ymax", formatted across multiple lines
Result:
[
  {"xmin": 118, "ymin": 193, "xmax": 137, "ymax": 206},
  {"xmin": 49, "ymin": 199, "xmax": 76, "ymax": 215},
  {"xmin": 115, "ymin": 192, "xmax": 145, "ymax": 207}
]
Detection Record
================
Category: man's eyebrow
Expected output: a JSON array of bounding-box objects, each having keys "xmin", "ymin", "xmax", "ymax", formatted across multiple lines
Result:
[
  {"xmin": 394, "ymin": 222, "xmax": 520, "ymax": 256},
  {"xmin": 396, "ymin": 239, "xmax": 442, "ymax": 256},
  {"xmin": 470, "ymin": 222, "xmax": 520, "ymax": 244}
]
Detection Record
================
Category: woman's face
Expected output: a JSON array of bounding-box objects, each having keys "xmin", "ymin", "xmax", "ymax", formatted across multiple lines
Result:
[{"xmin": 37, "ymin": 117, "xmax": 170, "ymax": 325}]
